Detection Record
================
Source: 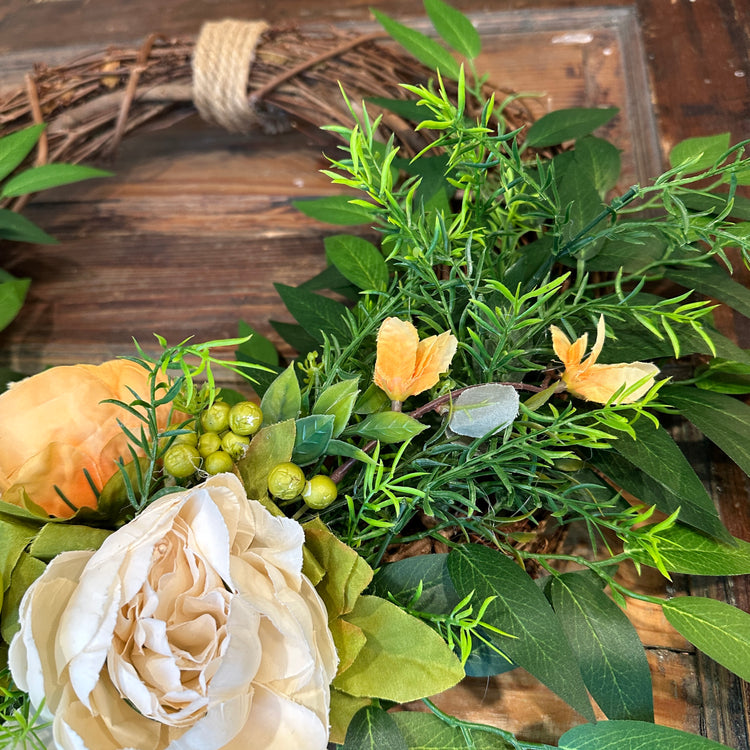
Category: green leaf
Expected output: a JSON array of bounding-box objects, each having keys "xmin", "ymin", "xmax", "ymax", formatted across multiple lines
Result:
[
  {"xmin": 448, "ymin": 383, "xmax": 519, "ymax": 438},
  {"xmin": 28, "ymin": 522, "xmax": 111, "ymax": 562},
  {"xmin": 0, "ymin": 207, "xmax": 57, "ymax": 244},
  {"xmin": 573, "ymin": 135, "xmax": 621, "ymax": 196},
  {"xmin": 591, "ymin": 420, "xmax": 730, "ymax": 542},
  {"xmin": 559, "ymin": 720, "xmax": 732, "ymax": 749},
  {"xmin": 662, "ymin": 596, "xmax": 750, "ymax": 683},
  {"xmin": 0, "ymin": 518, "xmax": 38, "ymax": 612},
  {"xmin": 341, "ymin": 706, "xmax": 408, "ymax": 750},
  {"xmin": 237, "ymin": 419, "xmax": 296, "ymax": 506},
  {"xmin": 424, "ymin": 0, "xmax": 481, "ymax": 59},
  {"xmin": 391, "ymin": 711, "xmax": 514, "ymax": 749},
  {"xmin": 1, "ymin": 163, "xmax": 112, "ymax": 197},
  {"xmin": 669, "ymin": 133, "xmax": 731, "ymax": 174},
  {"xmin": 557, "ymin": 168, "xmax": 606, "ymax": 256},
  {"xmin": 274, "ymin": 283, "xmax": 352, "ymax": 345},
  {"xmin": 325, "ymin": 234, "xmax": 389, "ymax": 291},
  {"xmin": 299, "ymin": 264, "xmax": 360, "ymax": 300},
  {"xmin": 292, "ymin": 414, "xmax": 335, "ymax": 465},
  {"xmin": 660, "ymin": 385, "xmax": 750, "ymax": 478},
  {"xmin": 695, "ymin": 359, "xmax": 750, "ymax": 394},
  {"xmin": 525, "ymin": 107, "xmax": 619, "ymax": 148},
  {"xmin": 353, "ymin": 411, "xmax": 428, "ymax": 443},
  {"xmin": 367, "ymin": 96, "xmax": 434, "ymax": 123},
  {"xmin": 236, "ymin": 320, "xmax": 279, "ymax": 366},
  {"xmin": 260, "ymin": 363, "xmax": 301, "ymax": 424},
  {"xmin": 626, "ymin": 522, "xmax": 750, "ymax": 575},
  {"xmin": 333, "ymin": 595, "xmax": 464, "ymax": 702},
  {"xmin": 0, "ymin": 124, "xmax": 45, "ymax": 181},
  {"xmin": 326, "ymin": 438, "xmax": 377, "ymax": 465},
  {"xmin": 354, "ymin": 383, "xmax": 391, "ymax": 414},
  {"xmin": 313, "ymin": 378, "xmax": 360, "ymax": 438},
  {"xmin": 0, "ymin": 274, "xmax": 30, "ymax": 332},
  {"xmin": 1, "ymin": 552, "xmax": 46, "ymax": 644},
  {"xmin": 447, "ymin": 544, "xmax": 595, "ymax": 721},
  {"xmin": 548, "ymin": 573, "xmax": 653, "ymax": 722},
  {"xmin": 292, "ymin": 195, "xmax": 375, "ymax": 225},
  {"xmin": 371, "ymin": 8, "xmax": 462, "ymax": 80},
  {"xmin": 666, "ymin": 263, "xmax": 750, "ymax": 319},
  {"xmin": 269, "ymin": 320, "xmax": 319, "ymax": 357},
  {"xmin": 329, "ymin": 689, "xmax": 372, "ymax": 746}
]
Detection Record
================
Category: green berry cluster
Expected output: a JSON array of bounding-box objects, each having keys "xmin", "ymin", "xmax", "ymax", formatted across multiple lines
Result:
[
  {"xmin": 163, "ymin": 400, "xmax": 263, "ymax": 479},
  {"xmin": 267, "ymin": 462, "xmax": 337, "ymax": 510}
]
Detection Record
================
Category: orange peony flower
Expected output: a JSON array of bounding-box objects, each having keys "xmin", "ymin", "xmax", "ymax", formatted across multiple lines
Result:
[
  {"xmin": 0, "ymin": 360, "xmax": 174, "ymax": 518},
  {"xmin": 550, "ymin": 316, "xmax": 659, "ymax": 404},
  {"xmin": 373, "ymin": 317, "xmax": 458, "ymax": 406}
]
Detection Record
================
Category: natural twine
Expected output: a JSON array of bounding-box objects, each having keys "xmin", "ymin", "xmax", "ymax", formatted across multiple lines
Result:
[{"xmin": 192, "ymin": 19, "xmax": 269, "ymax": 133}]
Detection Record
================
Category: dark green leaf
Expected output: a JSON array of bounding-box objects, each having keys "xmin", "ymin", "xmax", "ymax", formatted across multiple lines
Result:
[
  {"xmin": 0, "ymin": 274, "xmax": 30, "ymax": 332},
  {"xmin": 661, "ymin": 385, "xmax": 750, "ymax": 478},
  {"xmin": 663, "ymin": 597, "xmax": 750, "ymax": 683},
  {"xmin": 367, "ymin": 96, "xmax": 434, "ymax": 123},
  {"xmin": 299, "ymin": 264, "xmax": 360, "ymax": 300},
  {"xmin": 236, "ymin": 320, "xmax": 279, "ymax": 366},
  {"xmin": 591, "ymin": 421, "xmax": 730, "ymax": 542},
  {"xmin": 669, "ymin": 133, "xmax": 731, "ymax": 174},
  {"xmin": 682, "ymin": 192, "xmax": 750, "ymax": 221},
  {"xmin": 557, "ymin": 169, "xmax": 605, "ymax": 257},
  {"xmin": 313, "ymin": 378, "xmax": 360, "ymax": 438},
  {"xmin": 391, "ymin": 711, "xmax": 514, "ymax": 749},
  {"xmin": 292, "ymin": 195, "xmax": 375, "ymax": 225},
  {"xmin": 292, "ymin": 414, "xmax": 335, "ymax": 465},
  {"xmin": 447, "ymin": 544, "xmax": 595, "ymax": 721},
  {"xmin": 274, "ymin": 283, "xmax": 352, "ymax": 345},
  {"xmin": 574, "ymin": 135, "xmax": 621, "ymax": 195},
  {"xmin": 424, "ymin": 0, "xmax": 481, "ymax": 58},
  {"xmin": 559, "ymin": 720, "xmax": 732, "ymax": 749},
  {"xmin": 325, "ymin": 234, "xmax": 389, "ymax": 291},
  {"xmin": 626, "ymin": 522, "xmax": 750, "ymax": 575},
  {"xmin": 260, "ymin": 363, "xmax": 301, "ymax": 424},
  {"xmin": 269, "ymin": 320, "xmax": 319, "ymax": 357},
  {"xmin": 695, "ymin": 359, "xmax": 750, "ymax": 394},
  {"xmin": 341, "ymin": 706, "xmax": 408, "ymax": 750},
  {"xmin": 0, "ymin": 124, "xmax": 45, "ymax": 181},
  {"xmin": 548, "ymin": 573, "xmax": 653, "ymax": 721},
  {"xmin": 0, "ymin": 208, "xmax": 57, "ymax": 244},
  {"xmin": 353, "ymin": 411, "xmax": 428, "ymax": 443},
  {"xmin": 666, "ymin": 262, "xmax": 750, "ymax": 319},
  {"xmin": 525, "ymin": 107, "xmax": 619, "ymax": 148},
  {"xmin": 372, "ymin": 9, "xmax": 462, "ymax": 80},
  {"xmin": 1, "ymin": 163, "xmax": 112, "ymax": 197}
]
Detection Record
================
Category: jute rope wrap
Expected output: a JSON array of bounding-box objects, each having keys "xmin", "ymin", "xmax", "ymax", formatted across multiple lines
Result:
[{"xmin": 192, "ymin": 19, "xmax": 269, "ymax": 133}]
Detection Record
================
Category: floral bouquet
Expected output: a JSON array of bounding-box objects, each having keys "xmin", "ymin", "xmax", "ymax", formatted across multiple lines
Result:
[{"xmin": 2, "ymin": 2, "xmax": 750, "ymax": 749}]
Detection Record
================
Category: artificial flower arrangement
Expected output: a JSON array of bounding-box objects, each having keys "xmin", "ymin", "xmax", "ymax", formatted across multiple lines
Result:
[{"xmin": 3, "ymin": 1, "xmax": 750, "ymax": 748}]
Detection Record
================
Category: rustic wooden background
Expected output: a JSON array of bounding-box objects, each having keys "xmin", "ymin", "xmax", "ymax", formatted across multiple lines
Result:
[{"xmin": 1, "ymin": 0, "xmax": 749, "ymax": 746}]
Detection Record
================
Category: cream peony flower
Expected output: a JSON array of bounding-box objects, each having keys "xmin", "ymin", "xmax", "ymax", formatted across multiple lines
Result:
[{"xmin": 9, "ymin": 473, "xmax": 338, "ymax": 750}]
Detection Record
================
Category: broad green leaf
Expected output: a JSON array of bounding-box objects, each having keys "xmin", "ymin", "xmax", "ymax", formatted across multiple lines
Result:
[
  {"xmin": 292, "ymin": 195, "xmax": 375, "ymax": 225},
  {"xmin": 292, "ymin": 414, "xmax": 335, "ymax": 465},
  {"xmin": 0, "ymin": 274, "xmax": 30, "ymax": 332},
  {"xmin": 669, "ymin": 133, "xmax": 731, "ymax": 174},
  {"xmin": 391, "ymin": 711, "xmax": 515, "ymax": 749},
  {"xmin": 548, "ymin": 573, "xmax": 653, "ymax": 722},
  {"xmin": 367, "ymin": 96, "xmax": 431, "ymax": 123},
  {"xmin": 372, "ymin": 9, "xmax": 462, "ymax": 80},
  {"xmin": 592, "ymin": 421, "xmax": 730, "ymax": 542},
  {"xmin": 666, "ymin": 263, "xmax": 750, "ymax": 319},
  {"xmin": 0, "ymin": 518, "xmax": 38, "ymax": 611},
  {"xmin": 626, "ymin": 522, "xmax": 750, "ymax": 575},
  {"xmin": 557, "ymin": 168, "xmax": 605, "ymax": 257},
  {"xmin": 661, "ymin": 385, "xmax": 750, "ymax": 478},
  {"xmin": 694, "ymin": 358, "xmax": 750, "ymax": 394},
  {"xmin": 424, "ymin": 0, "xmax": 481, "ymax": 59},
  {"xmin": 573, "ymin": 135, "xmax": 621, "ymax": 196},
  {"xmin": 663, "ymin": 596, "xmax": 750, "ymax": 683},
  {"xmin": 313, "ymin": 378, "xmax": 360, "ymax": 438},
  {"xmin": 260, "ymin": 363, "xmax": 301, "ymax": 424},
  {"xmin": 28, "ymin": 522, "xmax": 111, "ymax": 562},
  {"xmin": 525, "ymin": 107, "xmax": 619, "ymax": 148},
  {"xmin": 448, "ymin": 383, "xmax": 519, "ymax": 438},
  {"xmin": 269, "ymin": 320, "xmax": 319, "ymax": 357},
  {"xmin": 298, "ymin": 264, "xmax": 359, "ymax": 300},
  {"xmin": 0, "ymin": 123, "xmax": 45, "ymax": 181},
  {"xmin": 1, "ymin": 163, "xmax": 112, "ymax": 197},
  {"xmin": 354, "ymin": 383, "xmax": 391, "ymax": 414},
  {"xmin": 325, "ymin": 234, "xmax": 389, "ymax": 291},
  {"xmin": 559, "ymin": 720, "xmax": 732, "ymax": 749},
  {"xmin": 0, "ymin": 208, "xmax": 57, "ymax": 244},
  {"xmin": 334, "ymin": 595, "xmax": 464, "ymax": 702},
  {"xmin": 236, "ymin": 320, "xmax": 279, "ymax": 366},
  {"xmin": 274, "ymin": 283, "xmax": 352, "ymax": 345},
  {"xmin": 329, "ymin": 616, "xmax": 367, "ymax": 676},
  {"xmin": 325, "ymin": 438, "xmax": 377, "ymax": 465},
  {"xmin": 353, "ymin": 410, "xmax": 428, "ymax": 443},
  {"xmin": 237, "ymin": 419, "xmax": 296, "ymax": 508},
  {"xmin": 341, "ymin": 706, "xmax": 408, "ymax": 750},
  {"xmin": 447, "ymin": 544, "xmax": 595, "ymax": 721},
  {"xmin": 329, "ymin": 689, "xmax": 372, "ymax": 746},
  {"xmin": 1, "ymin": 552, "xmax": 46, "ymax": 643}
]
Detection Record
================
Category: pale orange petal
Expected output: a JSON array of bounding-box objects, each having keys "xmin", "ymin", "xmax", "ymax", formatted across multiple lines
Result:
[
  {"xmin": 581, "ymin": 315, "xmax": 606, "ymax": 370},
  {"xmin": 409, "ymin": 330, "xmax": 458, "ymax": 397},
  {"xmin": 567, "ymin": 362, "xmax": 659, "ymax": 404},
  {"xmin": 550, "ymin": 325, "xmax": 588, "ymax": 369},
  {"xmin": 373, "ymin": 317, "xmax": 419, "ymax": 402}
]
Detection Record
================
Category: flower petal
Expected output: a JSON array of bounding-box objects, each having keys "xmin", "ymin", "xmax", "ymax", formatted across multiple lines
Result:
[
  {"xmin": 409, "ymin": 330, "xmax": 458, "ymax": 397},
  {"xmin": 373, "ymin": 317, "xmax": 419, "ymax": 402}
]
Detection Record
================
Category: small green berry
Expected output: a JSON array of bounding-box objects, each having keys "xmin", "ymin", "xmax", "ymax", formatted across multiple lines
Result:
[
  {"xmin": 267, "ymin": 462, "xmax": 306, "ymax": 500},
  {"xmin": 200, "ymin": 401, "xmax": 231, "ymax": 433},
  {"xmin": 221, "ymin": 431, "xmax": 250, "ymax": 460},
  {"xmin": 198, "ymin": 431, "xmax": 223, "ymax": 458},
  {"xmin": 301, "ymin": 475, "xmax": 337, "ymax": 510},
  {"xmin": 204, "ymin": 450, "xmax": 235, "ymax": 475},
  {"xmin": 163, "ymin": 444, "xmax": 201, "ymax": 478},
  {"xmin": 229, "ymin": 401, "xmax": 264, "ymax": 436}
]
